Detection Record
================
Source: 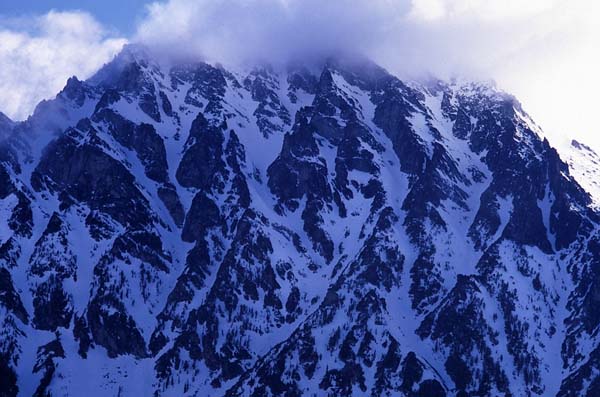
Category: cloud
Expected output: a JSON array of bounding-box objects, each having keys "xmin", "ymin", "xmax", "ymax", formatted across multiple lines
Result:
[
  {"xmin": 135, "ymin": 0, "xmax": 411, "ymax": 66},
  {"xmin": 0, "ymin": 10, "xmax": 126, "ymax": 120},
  {"xmin": 133, "ymin": 0, "xmax": 569, "ymax": 76},
  {"xmin": 135, "ymin": 0, "xmax": 600, "ymax": 148},
  {"xmin": 1, "ymin": 1, "xmax": 599, "ymax": 150}
]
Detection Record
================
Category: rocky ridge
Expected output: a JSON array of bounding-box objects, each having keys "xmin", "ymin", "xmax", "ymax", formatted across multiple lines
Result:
[{"xmin": 1, "ymin": 45, "xmax": 600, "ymax": 396}]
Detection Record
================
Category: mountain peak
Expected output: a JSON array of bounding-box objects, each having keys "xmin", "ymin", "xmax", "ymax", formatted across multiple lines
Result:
[{"xmin": 1, "ymin": 50, "xmax": 600, "ymax": 397}]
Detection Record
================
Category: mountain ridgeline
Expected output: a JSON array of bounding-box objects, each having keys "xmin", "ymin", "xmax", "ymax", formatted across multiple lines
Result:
[{"xmin": 1, "ymin": 45, "xmax": 600, "ymax": 396}]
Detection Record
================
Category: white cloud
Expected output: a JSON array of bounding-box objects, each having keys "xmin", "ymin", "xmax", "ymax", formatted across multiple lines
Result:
[
  {"xmin": 135, "ymin": 0, "xmax": 407, "ymax": 66},
  {"xmin": 0, "ymin": 10, "xmax": 126, "ymax": 120},
  {"xmin": 135, "ymin": 0, "xmax": 600, "ymax": 149},
  {"xmin": 1, "ymin": 1, "xmax": 599, "ymax": 151},
  {"xmin": 408, "ymin": 0, "xmax": 446, "ymax": 21}
]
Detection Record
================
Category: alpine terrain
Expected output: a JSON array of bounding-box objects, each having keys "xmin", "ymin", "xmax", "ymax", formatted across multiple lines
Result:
[{"xmin": 1, "ymin": 45, "xmax": 600, "ymax": 397}]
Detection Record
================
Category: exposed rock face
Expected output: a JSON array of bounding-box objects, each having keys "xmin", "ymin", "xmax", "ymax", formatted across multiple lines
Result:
[
  {"xmin": 1, "ymin": 45, "xmax": 600, "ymax": 396},
  {"xmin": 0, "ymin": 112, "xmax": 14, "ymax": 142}
]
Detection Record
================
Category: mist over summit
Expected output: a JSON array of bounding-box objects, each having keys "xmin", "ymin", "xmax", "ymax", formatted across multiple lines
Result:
[
  {"xmin": 3, "ymin": 0, "xmax": 599, "ymax": 151},
  {"xmin": 1, "ymin": 40, "xmax": 600, "ymax": 396}
]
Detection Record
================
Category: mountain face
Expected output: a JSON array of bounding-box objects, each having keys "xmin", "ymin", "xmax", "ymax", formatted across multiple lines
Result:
[
  {"xmin": 1, "ymin": 44, "xmax": 600, "ymax": 397},
  {"xmin": 567, "ymin": 140, "xmax": 600, "ymax": 211},
  {"xmin": 0, "ymin": 113, "xmax": 14, "ymax": 142}
]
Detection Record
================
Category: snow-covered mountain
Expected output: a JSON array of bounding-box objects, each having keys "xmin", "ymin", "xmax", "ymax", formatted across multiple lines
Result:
[
  {"xmin": 566, "ymin": 140, "xmax": 600, "ymax": 211},
  {"xmin": 1, "ymin": 44, "xmax": 600, "ymax": 397}
]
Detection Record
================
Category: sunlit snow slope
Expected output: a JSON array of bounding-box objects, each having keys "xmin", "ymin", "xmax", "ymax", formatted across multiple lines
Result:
[{"xmin": 1, "ymin": 45, "xmax": 600, "ymax": 397}]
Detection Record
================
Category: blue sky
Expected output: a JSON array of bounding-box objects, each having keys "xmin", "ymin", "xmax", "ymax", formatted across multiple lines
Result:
[{"xmin": 0, "ymin": 0, "xmax": 150, "ymax": 34}]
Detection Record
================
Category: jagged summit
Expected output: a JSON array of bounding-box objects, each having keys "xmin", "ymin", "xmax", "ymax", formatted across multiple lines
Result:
[{"xmin": 1, "ymin": 47, "xmax": 600, "ymax": 397}]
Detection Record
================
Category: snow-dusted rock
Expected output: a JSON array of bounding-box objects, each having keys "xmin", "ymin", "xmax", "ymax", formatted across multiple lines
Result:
[{"xmin": 0, "ymin": 45, "xmax": 599, "ymax": 396}]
